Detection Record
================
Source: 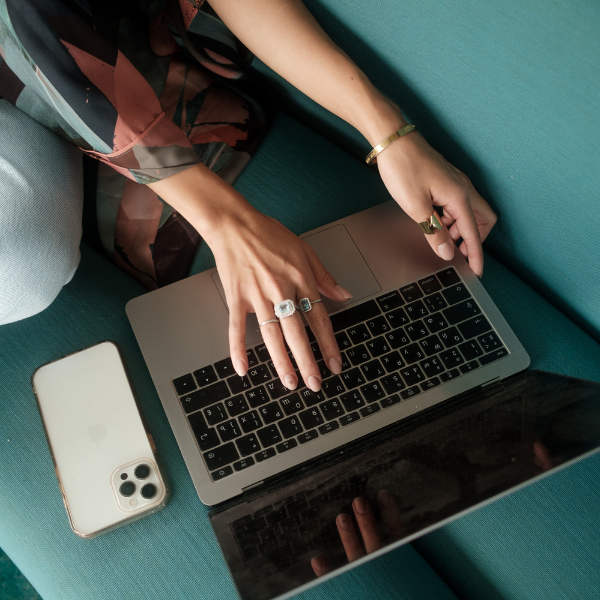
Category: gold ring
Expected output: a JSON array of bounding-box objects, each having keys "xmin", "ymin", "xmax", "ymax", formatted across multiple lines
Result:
[{"xmin": 418, "ymin": 212, "xmax": 443, "ymax": 235}]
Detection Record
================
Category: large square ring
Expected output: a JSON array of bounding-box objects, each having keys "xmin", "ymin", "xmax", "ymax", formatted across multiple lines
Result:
[{"xmin": 274, "ymin": 299, "xmax": 296, "ymax": 319}]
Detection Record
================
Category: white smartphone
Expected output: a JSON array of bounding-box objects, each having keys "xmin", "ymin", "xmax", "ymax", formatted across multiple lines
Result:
[{"xmin": 32, "ymin": 341, "xmax": 169, "ymax": 538}]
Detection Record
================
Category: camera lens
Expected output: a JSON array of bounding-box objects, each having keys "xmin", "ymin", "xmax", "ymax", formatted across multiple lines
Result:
[
  {"xmin": 120, "ymin": 473, "xmax": 128, "ymax": 480},
  {"xmin": 134, "ymin": 464, "xmax": 151, "ymax": 480},
  {"xmin": 119, "ymin": 481, "xmax": 136, "ymax": 497},
  {"xmin": 141, "ymin": 483, "xmax": 157, "ymax": 499}
]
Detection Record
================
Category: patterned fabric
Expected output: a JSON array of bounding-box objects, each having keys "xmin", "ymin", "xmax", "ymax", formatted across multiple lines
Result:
[{"xmin": 0, "ymin": 0, "xmax": 273, "ymax": 288}]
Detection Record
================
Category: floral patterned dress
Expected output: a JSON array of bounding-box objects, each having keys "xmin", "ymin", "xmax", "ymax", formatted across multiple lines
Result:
[{"xmin": 0, "ymin": 0, "xmax": 273, "ymax": 288}]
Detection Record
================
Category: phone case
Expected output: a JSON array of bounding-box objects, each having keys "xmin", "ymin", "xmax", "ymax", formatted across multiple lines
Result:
[{"xmin": 32, "ymin": 341, "xmax": 169, "ymax": 538}]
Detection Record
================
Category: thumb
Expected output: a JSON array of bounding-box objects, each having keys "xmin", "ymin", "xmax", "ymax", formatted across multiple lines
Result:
[{"xmin": 303, "ymin": 243, "xmax": 353, "ymax": 302}]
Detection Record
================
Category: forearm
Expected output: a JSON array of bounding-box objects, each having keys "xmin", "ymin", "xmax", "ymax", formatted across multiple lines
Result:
[{"xmin": 208, "ymin": 0, "xmax": 405, "ymax": 145}]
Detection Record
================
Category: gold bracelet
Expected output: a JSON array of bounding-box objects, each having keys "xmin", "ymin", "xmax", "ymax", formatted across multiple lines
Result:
[{"xmin": 365, "ymin": 123, "xmax": 417, "ymax": 165}]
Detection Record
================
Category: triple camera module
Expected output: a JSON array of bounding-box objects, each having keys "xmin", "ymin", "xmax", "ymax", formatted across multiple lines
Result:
[{"xmin": 118, "ymin": 463, "xmax": 157, "ymax": 499}]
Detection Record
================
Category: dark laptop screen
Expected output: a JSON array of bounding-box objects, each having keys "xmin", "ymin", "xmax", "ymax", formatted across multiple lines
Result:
[{"xmin": 209, "ymin": 370, "xmax": 600, "ymax": 600}]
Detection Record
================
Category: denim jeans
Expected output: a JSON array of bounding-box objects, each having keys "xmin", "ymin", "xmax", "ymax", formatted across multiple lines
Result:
[{"xmin": 0, "ymin": 99, "xmax": 83, "ymax": 325}]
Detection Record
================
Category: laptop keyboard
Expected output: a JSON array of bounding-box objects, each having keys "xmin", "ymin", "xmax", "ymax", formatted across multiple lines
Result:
[{"xmin": 172, "ymin": 267, "xmax": 508, "ymax": 482}]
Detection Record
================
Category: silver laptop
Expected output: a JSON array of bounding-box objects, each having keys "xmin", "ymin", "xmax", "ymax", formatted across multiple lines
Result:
[{"xmin": 126, "ymin": 200, "xmax": 530, "ymax": 506}]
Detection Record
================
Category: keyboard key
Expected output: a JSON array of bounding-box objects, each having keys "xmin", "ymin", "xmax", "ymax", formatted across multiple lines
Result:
[
  {"xmin": 361, "ymin": 382, "xmax": 386, "ymax": 403},
  {"xmin": 173, "ymin": 373, "xmax": 196, "ymax": 396},
  {"xmin": 259, "ymin": 402, "xmax": 285, "ymax": 424},
  {"xmin": 329, "ymin": 300, "xmax": 381, "ymax": 333},
  {"xmin": 424, "ymin": 293, "xmax": 448, "ymax": 313},
  {"xmin": 341, "ymin": 367, "xmax": 366, "ymax": 389},
  {"xmin": 381, "ymin": 351, "xmax": 405, "ymax": 372},
  {"xmin": 188, "ymin": 412, "xmax": 221, "ymax": 451},
  {"xmin": 211, "ymin": 466, "xmax": 233, "ymax": 481},
  {"xmin": 405, "ymin": 300, "xmax": 429, "ymax": 321},
  {"xmin": 405, "ymin": 321, "xmax": 429, "ymax": 341},
  {"xmin": 322, "ymin": 376, "xmax": 346, "ymax": 398},
  {"xmin": 239, "ymin": 410, "xmax": 263, "ymax": 433},
  {"xmin": 479, "ymin": 347, "xmax": 509, "ymax": 365},
  {"xmin": 237, "ymin": 433, "xmax": 261, "ymax": 456},
  {"xmin": 180, "ymin": 380, "xmax": 230, "ymax": 413},
  {"xmin": 440, "ymin": 369, "xmax": 461, "ymax": 382},
  {"xmin": 234, "ymin": 457, "xmax": 255, "ymax": 471},
  {"xmin": 203, "ymin": 443, "xmax": 239, "ymax": 470},
  {"xmin": 204, "ymin": 403, "xmax": 228, "ymax": 426},
  {"xmin": 266, "ymin": 378, "xmax": 292, "ymax": 400},
  {"xmin": 348, "ymin": 324, "xmax": 371, "ymax": 344},
  {"xmin": 381, "ymin": 373, "xmax": 406, "ymax": 394},
  {"xmin": 193, "ymin": 366, "xmax": 218, "ymax": 388},
  {"xmin": 436, "ymin": 267, "xmax": 461, "ymax": 287},
  {"xmin": 217, "ymin": 419, "xmax": 242, "ymax": 442},
  {"xmin": 321, "ymin": 399, "xmax": 345, "ymax": 420},
  {"xmin": 420, "ymin": 377, "xmax": 441, "ymax": 391},
  {"xmin": 339, "ymin": 412, "xmax": 360, "ymax": 426},
  {"xmin": 248, "ymin": 364, "xmax": 272, "ymax": 386},
  {"xmin": 439, "ymin": 348, "xmax": 465, "ymax": 369},
  {"xmin": 347, "ymin": 344, "xmax": 371, "ymax": 366},
  {"xmin": 400, "ymin": 386, "xmax": 421, "ymax": 400},
  {"xmin": 460, "ymin": 360, "xmax": 480, "ymax": 374},
  {"xmin": 298, "ymin": 430, "xmax": 319, "ymax": 444},
  {"xmin": 439, "ymin": 327, "xmax": 464, "ymax": 348},
  {"xmin": 299, "ymin": 407, "xmax": 325, "ymax": 429},
  {"xmin": 385, "ymin": 329, "xmax": 411, "ymax": 349},
  {"xmin": 360, "ymin": 359, "xmax": 386, "ymax": 381},
  {"xmin": 228, "ymin": 375, "xmax": 252, "ymax": 395},
  {"xmin": 334, "ymin": 331, "xmax": 352, "ymax": 351},
  {"xmin": 276, "ymin": 439, "xmax": 298, "ymax": 453},
  {"xmin": 246, "ymin": 349, "xmax": 259, "ymax": 368},
  {"xmin": 255, "ymin": 448, "xmax": 276, "ymax": 462},
  {"xmin": 279, "ymin": 416, "xmax": 304, "ymax": 438},
  {"xmin": 380, "ymin": 394, "xmax": 401, "ymax": 408},
  {"xmin": 376, "ymin": 291, "xmax": 404, "ymax": 311},
  {"xmin": 443, "ymin": 299, "xmax": 482, "ymax": 325},
  {"xmin": 400, "ymin": 343, "xmax": 425, "ymax": 364},
  {"xmin": 340, "ymin": 352, "xmax": 351, "ymax": 371},
  {"xmin": 225, "ymin": 395, "xmax": 249, "ymax": 418},
  {"xmin": 478, "ymin": 331, "xmax": 503, "ymax": 353},
  {"xmin": 366, "ymin": 316, "xmax": 391, "ymax": 336},
  {"xmin": 386, "ymin": 307, "xmax": 410, "ymax": 329},
  {"xmin": 215, "ymin": 357, "xmax": 235, "ymax": 379},
  {"xmin": 423, "ymin": 313, "xmax": 449, "ymax": 333},
  {"xmin": 420, "ymin": 356, "xmax": 445, "ymax": 378},
  {"xmin": 257, "ymin": 424, "xmax": 282, "ymax": 447},
  {"xmin": 316, "ymin": 360, "xmax": 332, "ymax": 380},
  {"xmin": 418, "ymin": 275, "xmax": 442, "ymax": 295},
  {"xmin": 280, "ymin": 393, "xmax": 305, "ymax": 415},
  {"xmin": 319, "ymin": 421, "xmax": 340, "ymax": 435},
  {"xmin": 255, "ymin": 344, "xmax": 271, "ymax": 363},
  {"xmin": 458, "ymin": 316, "xmax": 492, "ymax": 339},
  {"xmin": 442, "ymin": 284, "xmax": 472, "ymax": 305},
  {"xmin": 360, "ymin": 404, "xmax": 381, "ymax": 417},
  {"xmin": 365, "ymin": 336, "xmax": 390, "ymax": 357},
  {"xmin": 340, "ymin": 390, "xmax": 365, "ymax": 412},
  {"xmin": 419, "ymin": 334, "xmax": 445, "ymax": 357},
  {"xmin": 399, "ymin": 283, "xmax": 423, "ymax": 302},
  {"xmin": 459, "ymin": 339, "xmax": 485, "ymax": 361},
  {"xmin": 400, "ymin": 365, "xmax": 426, "ymax": 386},
  {"xmin": 246, "ymin": 386, "xmax": 270, "ymax": 408},
  {"xmin": 299, "ymin": 388, "xmax": 325, "ymax": 407}
]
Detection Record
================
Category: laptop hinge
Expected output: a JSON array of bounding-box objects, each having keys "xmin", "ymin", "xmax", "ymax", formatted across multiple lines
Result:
[
  {"xmin": 481, "ymin": 376, "xmax": 502, "ymax": 388},
  {"xmin": 242, "ymin": 481, "xmax": 264, "ymax": 495}
]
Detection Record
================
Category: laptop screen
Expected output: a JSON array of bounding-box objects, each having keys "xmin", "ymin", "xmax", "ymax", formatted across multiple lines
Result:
[{"xmin": 209, "ymin": 370, "xmax": 600, "ymax": 600}]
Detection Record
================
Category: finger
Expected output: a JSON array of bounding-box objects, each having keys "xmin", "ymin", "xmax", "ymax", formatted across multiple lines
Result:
[
  {"xmin": 229, "ymin": 301, "xmax": 249, "ymax": 376},
  {"xmin": 471, "ymin": 191, "xmax": 497, "ymax": 243},
  {"xmin": 377, "ymin": 490, "xmax": 405, "ymax": 542},
  {"xmin": 336, "ymin": 513, "xmax": 365, "ymax": 562},
  {"xmin": 256, "ymin": 300, "xmax": 298, "ymax": 390},
  {"xmin": 450, "ymin": 199, "xmax": 484, "ymax": 276},
  {"xmin": 352, "ymin": 497, "xmax": 384, "ymax": 554},
  {"xmin": 310, "ymin": 555, "xmax": 332, "ymax": 577},
  {"xmin": 304, "ymin": 243, "xmax": 353, "ymax": 301},
  {"xmin": 407, "ymin": 203, "xmax": 456, "ymax": 263}
]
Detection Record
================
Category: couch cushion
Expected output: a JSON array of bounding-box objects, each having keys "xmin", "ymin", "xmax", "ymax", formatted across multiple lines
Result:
[{"xmin": 251, "ymin": 0, "xmax": 600, "ymax": 342}]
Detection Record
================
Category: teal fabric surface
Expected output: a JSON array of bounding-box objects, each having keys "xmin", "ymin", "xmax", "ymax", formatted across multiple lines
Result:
[{"xmin": 251, "ymin": 0, "xmax": 600, "ymax": 342}]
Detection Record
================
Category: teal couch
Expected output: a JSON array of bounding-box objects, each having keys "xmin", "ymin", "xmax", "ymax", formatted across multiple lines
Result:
[{"xmin": 1, "ymin": 1, "xmax": 599, "ymax": 598}]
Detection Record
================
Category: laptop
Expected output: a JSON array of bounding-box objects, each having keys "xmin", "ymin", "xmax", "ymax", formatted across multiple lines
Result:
[{"xmin": 126, "ymin": 200, "xmax": 600, "ymax": 599}]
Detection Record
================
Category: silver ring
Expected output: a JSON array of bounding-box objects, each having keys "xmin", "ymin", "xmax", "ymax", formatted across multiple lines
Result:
[
  {"xmin": 274, "ymin": 299, "xmax": 296, "ymax": 319},
  {"xmin": 298, "ymin": 298, "xmax": 323, "ymax": 312},
  {"xmin": 259, "ymin": 319, "xmax": 280, "ymax": 327}
]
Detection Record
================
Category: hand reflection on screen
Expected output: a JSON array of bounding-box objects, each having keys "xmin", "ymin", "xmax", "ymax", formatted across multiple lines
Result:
[
  {"xmin": 311, "ymin": 490, "xmax": 405, "ymax": 577},
  {"xmin": 533, "ymin": 439, "xmax": 554, "ymax": 471}
]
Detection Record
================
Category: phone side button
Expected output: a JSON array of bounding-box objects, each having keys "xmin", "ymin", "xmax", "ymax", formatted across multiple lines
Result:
[{"xmin": 211, "ymin": 466, "xmax": 233, "ymax": 481}]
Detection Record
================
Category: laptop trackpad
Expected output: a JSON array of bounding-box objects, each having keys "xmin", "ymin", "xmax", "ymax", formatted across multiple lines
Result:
[{"xmin": 211, "ymin": 224, "xmax": 381, "ymax": 315}]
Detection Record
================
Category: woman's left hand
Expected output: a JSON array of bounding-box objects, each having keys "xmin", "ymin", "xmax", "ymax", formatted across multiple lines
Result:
[{"xmin": 375, "ymin": 121, "xmax": 497, "ymax": 277}]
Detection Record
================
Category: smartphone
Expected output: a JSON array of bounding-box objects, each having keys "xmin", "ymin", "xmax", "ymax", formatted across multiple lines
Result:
[{"xmin": 32, "ymin": 341, "xmax": 169, "ymax": 538}]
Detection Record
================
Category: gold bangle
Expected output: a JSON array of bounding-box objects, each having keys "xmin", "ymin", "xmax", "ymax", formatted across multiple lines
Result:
[{"xmin": 365, "ymin": 123, "xmax": 417, "ymax": 165}]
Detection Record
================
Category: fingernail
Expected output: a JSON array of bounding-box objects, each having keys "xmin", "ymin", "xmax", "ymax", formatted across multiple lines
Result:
[
  {"xmin": 328, "ymin": 357, "xmax": 343, "ymax": 375},
  {"xmin": 354, "ymin": 497, "xmax": 367, "ymax": 515},
  {"xmin": 437, "ymin": 242, "xmax": 454, "ymax": 261},
  {"xmin": 307, "ymin": 375, "xmax": 321, "ymax": 392},
  {"xmin": 235, "ymin": 359, "xmax": 247, "ymax": 376},
  {"xmin": 335, "ymin": 284, "xmax": 353, "ymax": 300},
  {"xmin": 285, "ymin": 374, "xmax": 297, "ymax": 390},
  {"xmin": 337, "ymin": 514, "xmax": 351, "ymax": 530}
]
